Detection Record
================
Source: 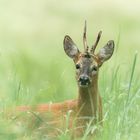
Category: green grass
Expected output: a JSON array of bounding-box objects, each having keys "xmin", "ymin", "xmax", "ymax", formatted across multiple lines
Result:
[{"xmin": 0, "ymin": 0, "xmax": 140, "ymax": 139}]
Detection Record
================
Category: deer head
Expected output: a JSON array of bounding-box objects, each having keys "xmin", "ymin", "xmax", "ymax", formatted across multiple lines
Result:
[{"xmin": 63, "ymin": 21, "xmax": 114, "ymax": 88}]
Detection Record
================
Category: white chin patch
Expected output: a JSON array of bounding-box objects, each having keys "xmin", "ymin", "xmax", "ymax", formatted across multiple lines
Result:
[{"xmin": 79, "ymin": 82, "xmax": 89, "ymax": 88}]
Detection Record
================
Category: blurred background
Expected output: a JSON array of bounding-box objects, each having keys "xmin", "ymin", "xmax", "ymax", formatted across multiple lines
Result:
[
  {"xmin": 0, "ymin": 0, "xmax": 139, "ymax": 103},
  {"xmin": 0, "ymin": 0, "xmax": 140, "ymax": 139}
]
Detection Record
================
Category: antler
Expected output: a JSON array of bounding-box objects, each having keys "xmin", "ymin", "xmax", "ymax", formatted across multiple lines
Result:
[
  {"xmin": 83, "ymin": 20, "xmax": 88, "ymax": 52},
  {"xmin": 90, "ymin": 31, "xmax": 102, "ymax": 53}
]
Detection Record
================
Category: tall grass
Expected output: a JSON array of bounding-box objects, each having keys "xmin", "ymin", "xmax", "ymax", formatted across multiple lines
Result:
[{"xmin": 0, "ymin": 45, "xmax": 139, "ymax": 140}]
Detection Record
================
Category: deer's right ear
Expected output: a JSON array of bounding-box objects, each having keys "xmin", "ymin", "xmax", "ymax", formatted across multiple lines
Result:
[{"xmin": 63, "ymin": 35, "xmax": 80, "ymax": 59}]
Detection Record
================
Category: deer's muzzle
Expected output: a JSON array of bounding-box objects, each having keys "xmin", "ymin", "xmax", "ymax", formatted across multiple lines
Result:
[{"xmin": 78, "ymin": 75, "xmax": 90, "ymax": 87}]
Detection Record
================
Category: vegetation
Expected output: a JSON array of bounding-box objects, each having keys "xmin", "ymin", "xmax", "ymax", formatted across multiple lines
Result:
[{"xmin": 0, "ymin": 0, "xmax": 140, "ymax": 139}]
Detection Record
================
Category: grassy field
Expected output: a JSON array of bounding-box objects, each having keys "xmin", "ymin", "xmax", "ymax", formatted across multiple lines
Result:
[{"xmin": 0, "ymin": 0, "xmax": 140, "ymax": 139}]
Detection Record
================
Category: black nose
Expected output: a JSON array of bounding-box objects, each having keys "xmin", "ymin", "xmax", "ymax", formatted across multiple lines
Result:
[{"xmin": 79, "ymin": 75, "xmax": 90, "ymax": 85}]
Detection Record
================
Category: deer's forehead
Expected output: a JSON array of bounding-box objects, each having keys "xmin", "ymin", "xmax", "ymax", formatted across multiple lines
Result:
[
  {"xmin": 81, "ymin": 57, "xmax": 92, "ymax": 64},
  {"xmin": 77, "ymin": 55, "xmax": 97, "ymax": 66}
]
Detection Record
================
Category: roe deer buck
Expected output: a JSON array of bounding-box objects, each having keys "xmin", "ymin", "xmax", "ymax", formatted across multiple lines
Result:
[{"xmin": 15, "ymin": 21, "xmax": 114, "ymax": 138}]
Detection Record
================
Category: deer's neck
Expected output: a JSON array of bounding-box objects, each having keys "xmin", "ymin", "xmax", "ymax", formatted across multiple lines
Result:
[{"xmin": 77, "ymin": 75, "xmax": 98, "ymax": 119}]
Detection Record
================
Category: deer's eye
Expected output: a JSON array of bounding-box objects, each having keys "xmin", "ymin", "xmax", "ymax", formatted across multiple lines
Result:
[
  {"xmin": 76, "ymin": 64, "xmax": 80, "ymax": 69},
  {"xmin": 91, "ymin": 66, "xmax": 98, "ymax": 71}
]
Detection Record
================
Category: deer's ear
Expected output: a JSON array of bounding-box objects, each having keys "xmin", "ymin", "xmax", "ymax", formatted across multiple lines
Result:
[
  {"xmin": 63, "ymin": 35, "xmax": 80, "ymax": 59},
  {"xmin": 97, "ymin": 40, "xmax": 114, "ymax": 66}
]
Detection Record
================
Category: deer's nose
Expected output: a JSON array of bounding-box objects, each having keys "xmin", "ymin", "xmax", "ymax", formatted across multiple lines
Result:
[{"xmin": 79, "ymin": 75, "xmax": 90, "ymax": 85}]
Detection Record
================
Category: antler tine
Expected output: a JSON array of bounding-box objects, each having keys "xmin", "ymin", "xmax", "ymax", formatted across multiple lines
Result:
[
  {"xmin": 90, "ymin": 31, "xmax": 102, "ymax": 53},
  {"xmin": 83, "ymin": 20, "xmax": 88, "ymax": 52}
]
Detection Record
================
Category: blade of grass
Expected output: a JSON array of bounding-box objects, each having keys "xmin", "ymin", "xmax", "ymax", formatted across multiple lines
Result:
[{"xmin": 121, "ymin": 52, "xmax": 137, "ymax": 132}]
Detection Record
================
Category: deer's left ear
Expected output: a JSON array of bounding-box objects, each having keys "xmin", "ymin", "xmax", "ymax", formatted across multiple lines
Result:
[{"xmin": 97, "ymin": 40, "xmax": 115, "ymax": 66}]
